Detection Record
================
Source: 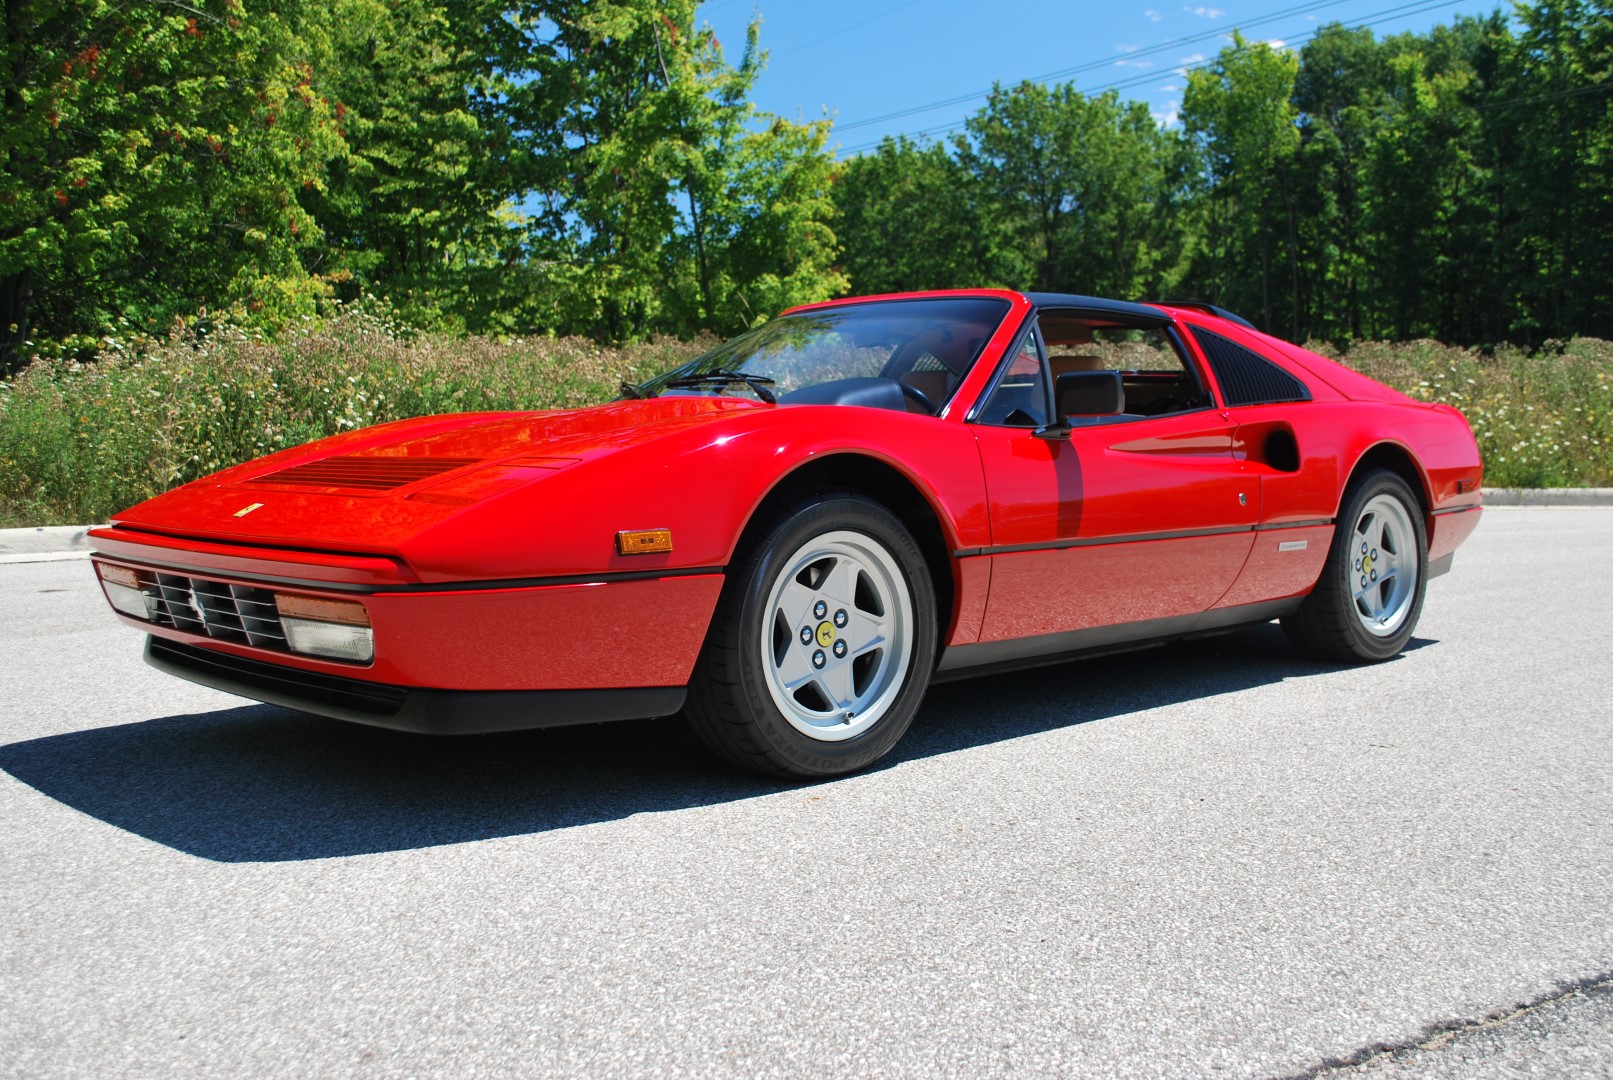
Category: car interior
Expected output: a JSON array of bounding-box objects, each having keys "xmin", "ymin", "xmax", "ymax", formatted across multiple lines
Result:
[{"xmin": 974, "ymin": 310, "xmax": 1213, "ymax": 427}]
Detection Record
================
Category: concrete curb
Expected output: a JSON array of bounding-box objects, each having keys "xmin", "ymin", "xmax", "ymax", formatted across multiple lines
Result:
[
  {"xmin": 0, "ymin": 525, "xmax": 100, "ymax": 562},
  {"xmin": 1, "ymin": 491, "xmax": 1609, "ymax": 564},
  {"xmin": 1482, "ymin": 488, "xmax": 1613, "ymax": 507}
]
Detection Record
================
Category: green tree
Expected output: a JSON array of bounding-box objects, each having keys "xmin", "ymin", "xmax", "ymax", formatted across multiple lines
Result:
[
  {"xmin": 956, "ymin": 81, "xmax": 1182, "ymax": 297},
  {"xmin": 1180, "ymin": 31, "xmax": 1301, "ymax": 331},
  {"xmin": 307, "ymin": 0, "xmax": 521, "ymax": 332},
  {"xmin": 1, "ymin": 0, "xmax": 345, "ymax": 372}
]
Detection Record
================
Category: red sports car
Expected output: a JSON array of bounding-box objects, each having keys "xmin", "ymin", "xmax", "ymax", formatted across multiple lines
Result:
[{"xmin": 90, "ymin": 290, "xmax": 1484, "ymax": 777}]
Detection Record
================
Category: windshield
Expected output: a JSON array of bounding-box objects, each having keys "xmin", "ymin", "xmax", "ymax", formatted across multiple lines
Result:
[{"xmin": 637, "ymin": 297, "xmax": 1011, "ymax": 410}]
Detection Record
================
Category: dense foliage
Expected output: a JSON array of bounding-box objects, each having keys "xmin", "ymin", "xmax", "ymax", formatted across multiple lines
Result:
[
  {"xmin": 837, "ymin": 1, "xmax": 1613, "ymax": 346},
  {"xmin": 1, "ymin": 314, "xmax": 1607, "ymax": 526},
  {"xmin": 2, "ymin": 0, "xmax": 1610, "ymax": 378},
  {"xmin": 2, "ymin": 0, "xmax": 840, "ymax": 372}
]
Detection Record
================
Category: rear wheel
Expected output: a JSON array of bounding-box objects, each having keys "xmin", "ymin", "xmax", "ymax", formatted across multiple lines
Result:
[
  {"xmin": 685, "ymin": 495, "xmax": 937, "ymax": 777},
  {"xmin": 1282, "ymin": 469, "xmax": 1428, "ymax": 662}
]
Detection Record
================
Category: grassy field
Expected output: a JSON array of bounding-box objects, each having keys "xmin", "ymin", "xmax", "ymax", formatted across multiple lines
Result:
[{"xmin": 1, "ymin": 312, "xmax": 1608, "ymax": 527}]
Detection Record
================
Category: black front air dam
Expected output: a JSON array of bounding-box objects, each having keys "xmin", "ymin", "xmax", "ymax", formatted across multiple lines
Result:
[{"xmin": 144, "ymin": 637, "xmax": 686, "ymax": 734}]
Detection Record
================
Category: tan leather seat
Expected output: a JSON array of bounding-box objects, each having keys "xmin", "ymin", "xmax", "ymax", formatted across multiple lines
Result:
[{"xmin": 1049, "ymin": 353, "xmax": 1106, "ymax": 378}]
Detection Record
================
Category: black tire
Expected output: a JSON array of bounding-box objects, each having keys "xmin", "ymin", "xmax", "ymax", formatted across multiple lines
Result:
[
  {"xmin": 685, "ymin": 494, "xmax": 937, "ymax": 778},
  {"xmin": 1282, "ymin": 469, "xmax": 1428, "ymax": 663}
]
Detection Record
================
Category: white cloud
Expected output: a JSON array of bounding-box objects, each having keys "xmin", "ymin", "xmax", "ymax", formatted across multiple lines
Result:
[
  {"xmin": 1185, "ymin": 5, "xmax": 1226, "ymax": 17},
  {"xmin": 1175, "ymin": 53, "xmax": 1206, "ymax": 75},
  {"xmin": 1266, "ymin": 38, "xmax": 1287, "ymax": 49},
  {"xmin": 1116, "ymin": 58, "xmax": 1156, "ymax": 69},
  {"xmin": 1117, "ymin": 43, "xmax": 1141, "ymax": 53},
  {"xmin": 1152, "ymin": 104, "xmax": 1181, "ymax": 128},
  {"xmin": 1145, "ymin": 8, "xmax": 1163, "ymax": 20}
]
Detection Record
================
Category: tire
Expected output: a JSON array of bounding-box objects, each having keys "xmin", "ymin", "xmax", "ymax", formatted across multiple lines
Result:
[
  {"xmin": 685, "ymin": 494, "xmax": 938, "ymax": 778},
  {"xmin": 1282, "ymin": 469, "xmax": 1428, "ymax": 663}
]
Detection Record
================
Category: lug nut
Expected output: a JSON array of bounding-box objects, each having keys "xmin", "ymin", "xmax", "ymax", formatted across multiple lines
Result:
[
  {"xmin": 812, "ymin": 649, "xmax": 826, "ymax": 669},
  {"xmin": 833, "ymin": 608, "xmax": 848, "ymax": 628},
  {"xmin": 833, "ymin": 639, "xmax": 847, "ymax": 658},
  {"xmin": 800, "ymin": 626, "xmax": 813, "ymax": 645},
  {"xmin": 813, "ymin": 600, "xmax": 827, "ymax": 619}
]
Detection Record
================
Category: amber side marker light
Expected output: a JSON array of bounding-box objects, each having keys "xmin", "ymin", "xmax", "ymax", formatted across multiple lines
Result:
[
  {"xmin": 616, "ymin": 529, "xmax": 674, "ymax": 556},
  {"xmin": 274, "ymin": 593, "xmax": 374, "ymax": 663}
]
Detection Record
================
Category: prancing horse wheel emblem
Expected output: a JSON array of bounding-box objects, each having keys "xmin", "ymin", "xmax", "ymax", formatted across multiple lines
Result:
[{"xmin": 815, "ymin": 621, "xmax": 836, "ymax": 648}]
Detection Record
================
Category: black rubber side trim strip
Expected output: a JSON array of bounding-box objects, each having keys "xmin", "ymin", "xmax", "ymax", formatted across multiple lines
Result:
[
  {"xmin": 1431, "ymin": 504, "xmax": 1482, "ymax": 516},
  {"xmin": 953, "ymin": 518, "xmax": 1336, "ymax": 559},
  {"xmin": 94, "ymin": 556, "xmax": 724, "ymax": 595},
  {"xmin": 1254, "ymin": 518, "xmax": 1334, "ymax": 531}
]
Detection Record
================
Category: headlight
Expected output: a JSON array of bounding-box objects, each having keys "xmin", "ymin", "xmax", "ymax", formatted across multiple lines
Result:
[{"xmin": 275, "ymin": 593, "xmax": 374, "ymax": 663}]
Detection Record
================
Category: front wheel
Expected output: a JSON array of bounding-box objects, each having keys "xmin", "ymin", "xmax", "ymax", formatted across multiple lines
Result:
[
  {"xmin": 1282, "ymin": 469, "xmax": 1428, "ymax": 662},
  {"xmin": 685, "ymin": 495, "xmax": 937, "ymax": 777}
]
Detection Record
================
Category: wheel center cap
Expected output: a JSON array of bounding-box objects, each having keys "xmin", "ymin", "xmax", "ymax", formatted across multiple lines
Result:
[
  {"xmin": 815, "ymin": 622, "xmax": 836, "ymax": 647},
  {"xmin": 1362, "ymin": 554, "xmax": 1376, "ymax": 575}
]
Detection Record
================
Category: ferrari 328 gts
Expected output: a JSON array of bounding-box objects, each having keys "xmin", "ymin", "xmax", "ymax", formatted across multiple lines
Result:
[{"xmin": 90, "ymin": 290, "xmax": 1484, "ymax": 776}]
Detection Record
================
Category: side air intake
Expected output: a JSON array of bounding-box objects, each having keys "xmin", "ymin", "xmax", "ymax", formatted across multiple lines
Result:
[{"xmin": 1190, "ymin": 327, "xmax": 1311, "ymax": 408}]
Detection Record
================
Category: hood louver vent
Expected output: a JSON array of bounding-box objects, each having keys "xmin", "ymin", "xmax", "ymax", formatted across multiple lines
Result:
[{"xmin": 249, "ymin": 455, "xmax": 480, "ymax": 492}]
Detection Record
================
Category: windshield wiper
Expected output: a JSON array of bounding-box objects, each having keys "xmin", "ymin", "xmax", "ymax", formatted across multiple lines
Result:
[
  {"xmin": 619, "ymin": 379, "xmax": 646, "ymax": 400},
  {"xmin": 663, "ymin": 368, "xmax": 777, "ymax": 404}
]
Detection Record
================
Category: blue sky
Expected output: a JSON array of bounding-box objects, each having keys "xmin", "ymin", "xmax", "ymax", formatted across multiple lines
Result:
[{"xmin": 696, "ymin": 0, "xmax": 1513, "ymax": 152}]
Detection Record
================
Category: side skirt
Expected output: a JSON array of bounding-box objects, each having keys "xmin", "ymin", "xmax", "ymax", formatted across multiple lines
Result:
[{"xmin": 932, "ymin": 598, "xmax": 1302, "ymax": 684}]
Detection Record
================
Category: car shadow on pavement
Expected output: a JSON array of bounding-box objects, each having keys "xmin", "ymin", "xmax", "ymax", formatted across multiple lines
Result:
[{"xmin": 0, "ymin": 623, "xmax": 1434, "ymax": 863}]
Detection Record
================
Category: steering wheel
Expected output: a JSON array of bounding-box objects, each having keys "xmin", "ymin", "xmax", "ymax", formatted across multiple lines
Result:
[{"xmin": 897, "ymin": 380, "xmax": 938, "ymax": 415}]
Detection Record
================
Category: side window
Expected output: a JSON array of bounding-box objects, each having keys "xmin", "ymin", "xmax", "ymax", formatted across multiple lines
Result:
[
  {"xmin": 1038, "ymin": 311, "xmax": 1212, "ymax": 420},
  {"xmin": 974, "ymin": 327, "xmax": 1049, "ymax": 427}
]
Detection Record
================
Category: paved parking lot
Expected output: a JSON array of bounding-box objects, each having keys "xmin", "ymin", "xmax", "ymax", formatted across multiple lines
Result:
[{"xmin": 2, "ymin": 508, "xmax": 1610, "ymax": 1077}]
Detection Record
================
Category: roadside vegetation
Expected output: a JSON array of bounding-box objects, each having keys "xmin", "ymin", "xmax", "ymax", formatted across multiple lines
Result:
[{"xmin": 0, "ymin": 318, "xmax": 1606, "ymax": 527}]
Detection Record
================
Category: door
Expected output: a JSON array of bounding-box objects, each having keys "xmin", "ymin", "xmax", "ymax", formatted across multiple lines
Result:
[{"xmin": 969, "ymin": 314, "xmax": 1257, "ymax": 644}]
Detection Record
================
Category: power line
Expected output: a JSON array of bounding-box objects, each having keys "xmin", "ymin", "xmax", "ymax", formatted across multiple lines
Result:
[
  {"xmin": 772, "ymin": 0, "xmax": 924, "ymax": 60},
  {"xmin": 835, "ymin": 0, "xmax": 1470, "ymax": 155},
  {"xmin": 834, "ymin": 0, "xmax": 1358, "ymax": 133},
  {"xmin": 1473, "ymin": 80, "xmax": 1613, "ymax": 112}
]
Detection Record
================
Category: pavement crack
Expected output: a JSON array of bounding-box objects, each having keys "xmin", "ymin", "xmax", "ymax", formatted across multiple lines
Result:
[{"xmin": 1276, "ymin": 969, "xmax": 1613, "ymax": 1079}]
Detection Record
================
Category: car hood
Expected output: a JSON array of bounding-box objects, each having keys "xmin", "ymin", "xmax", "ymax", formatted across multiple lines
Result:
[{"xmin": 111, "ymin": 397, "xmax": 768, "ymax": 556}]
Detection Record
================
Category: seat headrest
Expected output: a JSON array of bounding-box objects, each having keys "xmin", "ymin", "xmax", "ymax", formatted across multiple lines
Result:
[
  {"xmin": 1050, "ymin": 354, "xmax": 1106, "ymax": 377},
  {"xmin": 1054, "ymin": 370, "xmax": 1124, "ymax": 417}
]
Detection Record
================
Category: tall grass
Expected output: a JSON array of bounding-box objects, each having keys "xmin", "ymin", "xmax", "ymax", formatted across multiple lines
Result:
[
  {"xmin": 0, "ymin": 310, "xmax": 710, "ymax": 526},
  {"xmin": 1, "ymin": 316, "xmax": 1608, "ymax": 526},
  {"xmin": 1319, "ymin": 337, "xmax": 1613, "ymax": 490}
]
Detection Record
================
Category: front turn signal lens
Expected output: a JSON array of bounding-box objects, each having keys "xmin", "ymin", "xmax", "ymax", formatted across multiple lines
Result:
[
  {"xmin": 274, "ymin": 593, "xmax": 370, "ymax": 627},
  {"xmin": 616, "ymin": 528, "xmax": 673, "ymax": 556},
  {"xmin": 274, "ymin": 593, "xmax": 374, "ymax": 663}
]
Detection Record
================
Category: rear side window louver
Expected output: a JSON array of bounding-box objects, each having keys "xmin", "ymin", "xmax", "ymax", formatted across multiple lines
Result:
[{"xmin": 1190, "ymin": 326, "xmax": 1311, "ymax": 407}]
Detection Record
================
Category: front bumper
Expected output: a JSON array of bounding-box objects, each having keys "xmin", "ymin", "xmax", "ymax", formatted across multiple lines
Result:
[{"xmin": 145, "ymin": 637, "xmax": 686, "ymax": 733}]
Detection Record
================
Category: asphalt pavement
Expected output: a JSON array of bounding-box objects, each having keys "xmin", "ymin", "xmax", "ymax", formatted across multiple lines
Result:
[{"xmin": 2, "ymin": 507, "xmax": 1610, "ymax": 1078}]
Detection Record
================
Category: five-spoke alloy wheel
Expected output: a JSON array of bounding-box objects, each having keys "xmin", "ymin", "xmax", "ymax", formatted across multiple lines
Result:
[
  {"xmin": 685, "ymin": 495, "xmax": 936, "ymax": 777},
  {"xmin": 1283, "ymin": 469, "xmax": 1428, "ymax": 662}
]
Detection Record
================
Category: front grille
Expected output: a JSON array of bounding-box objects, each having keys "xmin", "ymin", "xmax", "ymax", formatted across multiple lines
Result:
[
  {"xmin": 142, "ymin": 570, "xmax": 288, "ymax": 650},
  {"xmin": 249, "ymin": 455, "xmax": 479, "ymax": 492}
]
